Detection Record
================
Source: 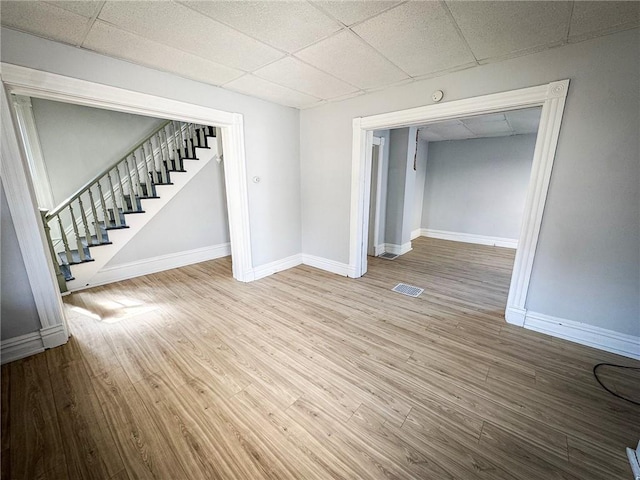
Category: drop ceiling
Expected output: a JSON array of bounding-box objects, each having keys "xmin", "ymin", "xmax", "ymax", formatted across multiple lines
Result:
[
  {"xmin": 1, "ymin": 1, "xmax": 638, "ymax": 109},
  {"xmin": 418, "ymin": 107, "xmax": 542, "ymax": 142}
]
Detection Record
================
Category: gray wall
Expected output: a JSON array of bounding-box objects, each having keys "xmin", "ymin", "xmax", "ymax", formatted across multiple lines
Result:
[
  {"xmin": 2, "ymin": 27, "xmax": 301, "ymax": 267},
  {"xmin": 300, "ymin": 29, "xmax": 639, "ymax": 337},
  {"xmin": 31, "ymin": 98, "xmax": 164, "ymax": 206},
  {"xmin": 1, "ymin": 180, "xmax": 41, "ymax": 340},
  {"xmin": 107, "ymin": 161, "xmax": 229, "ymax": 265},
  {"xmin": 421, "ymin": 134, "xmax": 536, "ymax": 240}
]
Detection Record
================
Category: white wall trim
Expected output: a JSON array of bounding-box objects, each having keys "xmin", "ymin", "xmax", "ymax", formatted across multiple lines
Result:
[
  {"xmin": 350, "ymin": 79, "xmax": 570, "ymax": 324},
  {"xmin": 0, "ymin": 63, "xmax": 253, "ymax": 287},
  {"xmin": 302, "ymin": 254, "xmax": 351, "ymax": 277},
  {"xmin": 253, "ymin": 254, "xmax": 302, "ymax": 281},
  {"xmin": 523, "ymin": 311, "xmax": 640, "ymax": 360},
  {"xmin": 1, "ymin": 81, "xmax": 68, "ymax": 338},
  {"xmin": 11, "ymin": 95, "xmax": 56, "ymax": 209},
  {"xmin": 40, "ymin": 323, "xmax": 69, "ymax": 349},
  {"xmin": 420, "ymin": 229, "xmax": 518, "ymax": 249},
  {"xmin": 1, "ymin": 331, "xmax": 45, "ymax": 364},
  {"xmin": 374, "ymin": 244, "xmax": 386, "ymax": 256},
  {"xmin": 384, "ymin": 242, "xmax": 412, "ymax": 256},
  {"xmin": 410, "ymin": 229, "xmax": 422, "ymax": 240},
  {"xmin": 86, "ymin": 243, "xmax": 231, "ymax": 288}
]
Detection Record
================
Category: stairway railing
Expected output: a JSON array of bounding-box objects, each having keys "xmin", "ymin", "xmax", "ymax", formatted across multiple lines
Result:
[{"xmin": 40, "ymin": 121, "xmax": 216, "ymax": 288}]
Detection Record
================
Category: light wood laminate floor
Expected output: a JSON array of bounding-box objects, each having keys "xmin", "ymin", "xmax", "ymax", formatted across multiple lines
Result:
[{"xmin": 2, "ymin": 237, "xmax": 639, "ymax": 479}]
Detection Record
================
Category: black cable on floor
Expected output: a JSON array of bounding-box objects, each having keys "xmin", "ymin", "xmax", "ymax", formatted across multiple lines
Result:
[{"xmin": 593, "ymin": 363, "xmax": 640, "ymax": 406}]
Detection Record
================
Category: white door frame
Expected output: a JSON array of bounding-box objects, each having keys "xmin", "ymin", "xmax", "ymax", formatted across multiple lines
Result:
[
  {"xmin": 349, "ymin": 80, "xmax": 570, "ymax": 326},
  {"xmin": 368, "ymin": 136, "xmax": 385, "ymax": 256},
  {"xmin": 0, "ymin": 63, "xmax": 254, "ymax": 354}
]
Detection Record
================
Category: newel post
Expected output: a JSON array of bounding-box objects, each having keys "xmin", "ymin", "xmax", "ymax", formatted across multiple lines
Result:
[{"xmin": 39, "ymin": 208, "xmax": 67, "ymax": 293}]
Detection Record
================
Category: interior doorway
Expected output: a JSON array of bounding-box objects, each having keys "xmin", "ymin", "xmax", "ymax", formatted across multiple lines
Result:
[{"xmin": 350, "ymin": 80, "xmax": 570, "ymax": 326}]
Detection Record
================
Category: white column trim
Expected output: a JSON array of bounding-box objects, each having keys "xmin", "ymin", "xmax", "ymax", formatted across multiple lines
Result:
[
  {"xmin": 1, "ymin": 82, "xmax": 68, "ymax": 336},
  {"xmin": 11, "ymin": 95, "xmax": 56, "ymax": 209},
  {"xmin": 350, "ymin": 79, "xmax": 570, "ymax": 325}
]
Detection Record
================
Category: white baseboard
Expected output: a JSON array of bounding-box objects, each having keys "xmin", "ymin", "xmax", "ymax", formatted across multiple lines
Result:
[
  {"xmin": 384, "ymin": 242, "xmax": 412, "ymax": 256},
  {"xmin": 505, "ymin": 306, "xmax": 527, "ymax": 327},
  {"xmin": 411, "ymin": 229, "xmax": 422, "ymax": 240},
  {"xmin": 523, "ymin": 311, "xmax": 640, "ymax": 360},
  {"xmin": 421, "ymin": 228, "xmax": 518, "ymax": 249},
  {"xmin": 40, "ymin": 324, "xmax": 68, "ymax": 349},
  {"xmin": 1, "ymin": 331, "xmax": 44, "ymax": 364},
  {"xmin": 253, "ymin": 254, "xmax": 302, "ymax": 281},
  {"xmin": 374, "ymin": 244, "xmax": 385, "ymax": 256},
  {"xmin": 302, "ymin": 254, "xmax": 351, "ymax": 277},
  {"xmin": 89, "ymin": 243, "xmax": 231, "ymax": 287}
]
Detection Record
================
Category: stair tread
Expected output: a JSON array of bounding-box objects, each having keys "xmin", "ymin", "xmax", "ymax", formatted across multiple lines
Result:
[{"xmin": 59, "ymin": 248, "xmax": 95, "ymax": 266}]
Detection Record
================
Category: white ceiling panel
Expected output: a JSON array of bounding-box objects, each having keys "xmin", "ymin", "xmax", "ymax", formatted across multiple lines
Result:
[
  {"xmin": 83, "ymin": 21, "xmax": 244, "ymax": 86},
  {"xmin": 569, "ymin": 1, "xmax": 640, "ymax": 40},
  {"xmin": 505, "ymin": 108, "xmax": 541, "ymax": 135},
  {"xmin": 253, "ymin": 57, "xmax": 359, "ymax": 100},
  {"xmin": 446, "ymin": 1, "xmax": 572, "ymax": 60},
  {"xmin": 45, "ymin": 1, "xmax": 103, "ymax": 18},
  {"xmin": 0, "ymin": 1, "xmax": 91, "ymax": 45},
  {"xmin": 464, "ymin": 119, "xmax": 511, "ymax": 137},
  {"xmin": 295, "ymin": 30, "xmax": 409, "ymax": 90},
  {"xmin": 225, "ymin": 75, "xmax": 321, "ymax": 109},
  {"xmin": 98, "ymin": 1, "xmax": 284, "ymax": 71},
  {"xmin": 352, "ymin": 2, "xmax": 475, "ymax": 77},
  {"xmin": 423, "ymin": 121, "xmax": 475, "ymax": 141},
  {"xmin": 181, "ymin": 1, "xmax": 341, "ymax": 53},
  {"xmin": 312, "ymin": 1, "xmax": 401, "ymax": 26}
]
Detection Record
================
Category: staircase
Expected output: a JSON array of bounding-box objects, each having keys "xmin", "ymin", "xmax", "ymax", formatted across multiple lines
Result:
[{"xmin": 41, "ymin": 121, "xmax": 220, "ymax": 292}]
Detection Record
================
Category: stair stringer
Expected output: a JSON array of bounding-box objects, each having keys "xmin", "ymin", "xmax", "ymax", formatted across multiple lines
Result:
[{"xmin": 65, "ymin": 144, "xmax": 218, "ymax": 291}]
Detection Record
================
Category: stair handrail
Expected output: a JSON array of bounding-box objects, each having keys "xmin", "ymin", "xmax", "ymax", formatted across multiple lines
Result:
[{"xmin": 45, "ymin": 120, "xmax": 172, "ymax": 220}]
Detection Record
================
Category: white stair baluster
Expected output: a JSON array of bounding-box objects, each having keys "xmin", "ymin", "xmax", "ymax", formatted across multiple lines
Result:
[
  {"xmin": 68, "ymin": 203, "xmax": 87, "ymax": 261},
  {"xmin": 140, "ymin": 144, "xmax": 153, "ymax": 197},
  {"xmin": 106, "ymin": 171, "xmax": 122, "ymax": 227},
  {"xmin": 87, "ymin": 187, "xmax": 102, "ymax": 244},
  {"xmin": 77, "ymin": 194, "xmax": 92, "ymax": 245},
  {"xmin": 57, "ymin": 214, "xmax": 73, "ymax": 265}
]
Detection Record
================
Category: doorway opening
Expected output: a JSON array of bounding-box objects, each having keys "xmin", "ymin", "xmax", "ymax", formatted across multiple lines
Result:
[{"xmin": 350, "ymin": 80, "xmax": 570, "ymax": 325}]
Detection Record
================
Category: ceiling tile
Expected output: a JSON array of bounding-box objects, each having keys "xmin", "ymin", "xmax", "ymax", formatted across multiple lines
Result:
[
  {"xmin": 352, "ymin": 2, "xmax": 475, "ymax": 77},
  {"xmin": 98, "ymin": 1, "xmax": 283, "ymax": 71},
  {"xmin": 463, "ymin": 119, "xmax": 511, "ymax": 137},
  {"xmin": 83, "ymin": 21, "xmax": 244, "ymax": 86},
  {"xmin": 447, "ymin": 1, "xmax": 572, "ymax": 60},
  {"xmin": 45, "ymin": 1, "xmax": 103, "ymax": 18},
  {"xmin": 312, "ymin": 1, "xmax": 401, "ymax": 26},
  {"xmin": 181, "ymin": 1, "xmax": 341, "ymax": 53},
  {"xmin": 295, "ymin": 30, "xmax": 409, "ymax": 90},
  {"xmin": 225, "ymin": 75, "xmax": 321, "ymax": 109},
  {"xmin": 505, "ymin": 108, "xmax": 541, "ymax": 134},
  {"xmin": 0, "ymin": 1, "xmax": 91, "ymax": 44},
  {"xmin": 569, "ymin": 1, "xmax": 640, "ymax": 40},
  {"xmin": 253, "ymin": 57, "xmax": 359, "ymax": 100}
]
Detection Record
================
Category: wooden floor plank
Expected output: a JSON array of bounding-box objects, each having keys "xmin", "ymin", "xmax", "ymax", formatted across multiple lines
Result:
[{"xmin": 2, "ymin": 237, "xmax": 638, "ymax": 479}]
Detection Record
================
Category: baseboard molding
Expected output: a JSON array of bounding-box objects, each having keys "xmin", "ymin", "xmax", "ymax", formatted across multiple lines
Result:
[
  {"xmin": 1, "ymin": 331, "xmax": 44, "ymax": 364},
  {"xmin": 374, "ymin": 244, "xmax": 386, "ymax": 256},
  {"xmin": 302, "ymin": 254, "xmax": 351, "ymax": 277},
  {"xmin": 411, "ymin": 229, "xmax": 422, "ymax": 240},
  {"xmin": 421, "ymin": 229, "xmax": 518, "ymax": 249},
  {"xmin": 253, "ymin": 254, "xmax": 302, "ymax": 281},
  {"xmin": 523, "ymin": 311, "xmax": 640, "ymax": 360},
  {"xmin": 505, "ymin": 306, "xmax": 527, "ymax": 327},
  {"xmin": 384, "ymin": 242, "xmax": 412, "ymax": 256},
  {"xmin": 40, "ymin": 324, "xmax": 68, "ymax": 349},
  {"xmin": 89, "ymin": 243, "xmax": 231, "ymax": 287}
]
